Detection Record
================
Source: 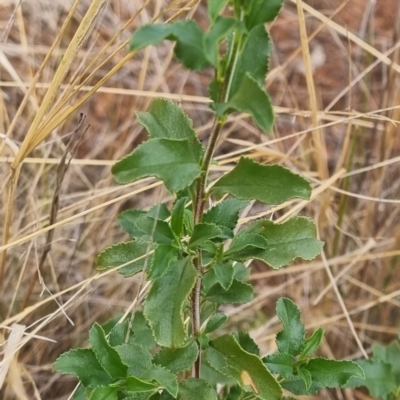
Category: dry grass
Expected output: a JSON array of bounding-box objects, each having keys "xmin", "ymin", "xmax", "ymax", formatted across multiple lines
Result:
[{"xmin": 0, "ymin": 0, "xmax": 400, "ymax": 399}]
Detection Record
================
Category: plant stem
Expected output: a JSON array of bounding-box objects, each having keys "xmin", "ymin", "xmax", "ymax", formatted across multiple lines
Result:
[
  {"xmin": 190, "ymin": 5, "xmax": 244, "ymax": 376},
  {"xmin": 191, "ymin": 119, "xmax": 223, "ymax": 378}
]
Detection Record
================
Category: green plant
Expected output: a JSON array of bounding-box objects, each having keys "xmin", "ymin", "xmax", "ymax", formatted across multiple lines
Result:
[
  {"xmin": 345, "ymin": 327, "xmax": 400, "ymax": 399},
  {"xmin": 54, "ymin": 1, "xmax": 364, "ymax": 399}
]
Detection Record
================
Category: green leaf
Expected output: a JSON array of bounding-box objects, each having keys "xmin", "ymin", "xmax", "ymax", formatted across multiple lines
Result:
[
  {"xmin": 345, "ymin": 359, "xmax": 396, "ymax": 398},
  {"xmin": 171, "ymin": 197, "xmax": 188, "ymax": 238},
  {"xmin": 229, "ymin": 25, "xmax": 270, "ymax": 99},
  {"xmin": 211, "ymin": 158, "xmax": 311, "ymax": 205},
  {"xmin": 280, "ymin": 375, "xmax": 321, "ymax": 395},
  {"xmin": 276, "ymin": 298, "xmax": 305, "ymax": 357},
  {"xmin": 134, "ymin": 215, "xmax": 175, "ymax": 245},
  {"xmin": 126, "ymin": 376, "xmax": 159, "ymax": 392},
  {"xmin": 118, "ymin": 205, "xmax": 170, "ymax": 238},
  {"xmin": 112, "ymin": 138, "xmax": 201, "ymax": 193},
  {"xmin": 263, "ymin": 353, "xmax": 294, "ymax": 378},
  {"xmin": 189, "ymin": 223, "xmax": 222, "ymax": 249},
  {"xmin": 298, "ymin": 367, "xmax": 312, "ymax": 390},
  {"xmin": 131, "ymin": 311, "xmax": 156, "ymax": 350},
  {"xmin": 89, "ymin": 323, "xmax": 128, "ymax": 379},
  {"xmin": 208, "ymin": 0, "xmax": 230, "ymax": 22},
  {"xmin": 233, "ymin": 263, "xmax": 251, "ymax": 281},
  {"xmin": 301, "ymin": 327, "xmax": 324, "ymax": 358},
  {"xmin": 204, "ymin": 17, "xmax": 236, "ymax": 65},
  {"xmin": 214, "ymin": 262, "xmax": 234, "ymax": 290},
  {"xmin": 97, "ymin": 240, "xmax": 152, "ymax": 278},
  {"xmin": 136, "ymin": 99, "xmax": 203, "ymax": 161},
  {"xmin": 203, "ymin": 199, "xmax": 248, "ymax": 238},
  {"xmin": 215, "ymin": 74, "xmax": 274, "ymax": 132},
  {"xmin": 206, "ymin": 334, "xmax": 282, "ymax": 400},
  {"xmin": 153, "ymin": 338, "xmax": 199, "ymax": 373},
  {"xmin": 109, "ymin": 319, "xmax": 130, "ymax": 346},
  {"xmin": 372, "ymin": 341, "xmax": 400, "ymax": 381},
  {"xmin": 204, "ymin": 313, "xmax": 228, "ymax": 334},
  {"xmin": 88, "ymin": 386, "xmax": 118, "ymax": 400},
  {"xmin": 224, "ymin": 233, "xmax": 268, "ymax": 261},
  {"xmin": 141, "ymin": 365, "xmax": 178, "ymax": 397},
  {"xmin": 305, "ymin": 357, "xmax": 364, "ymax": 388},
  {"xmin": 234, "ymin": 332, "xmax": 260, "ymax": 356},
  {"xmin": 148, "ymin": 244, "xmax": 177, "ymax": 281},
  {"xmin": 53, "ymin": 349, "xmax": 112, "ymax": 388},
  {"xmin": 183, "ymin": 208, "xmax": 194, "ymax": 235},
  {"xmin": 131, "ymin": 23, "xmax": 173, "ymax": 50},
  {"xmin": 206, "ymin": 279, "xmax": 254, "ymax": 304},
  {"xmin": 245, "ymin": 0, "xmax": 285, "ymax": 30},
  {"xmin": 236, "ymin": 217, "xmax": 324, "ymax": 269},
  {"xmin": 126, "ymin": 393, "xmax": 157, "ymax": 400},
  {"xmin": 178, "ymin": 378, "xmax": 218, "ymax": 400},
  {"xmin": 131, "ymin": 22, "xmax": 210, "ymax": 70},
  {"xmin": 115, "ymin": 344, "xmax": 153, "ymax": 377},
  {"xmin": 144, "ymin": 258, "xmax": 198, "ymax": 348}
]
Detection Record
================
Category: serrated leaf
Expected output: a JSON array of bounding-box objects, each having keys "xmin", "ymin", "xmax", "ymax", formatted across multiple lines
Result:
[
  {"xmin": 118, "ymin": 205, "xmax": 170, "ymax": 238},
  {"xmin": 229, "ymin": 25, "xmax": 270, "ymax": 99},
  {"xmin": 305, "ymin": 357, "xmax": 364, "ymax": 388},
  {"xmin": 298, "ymin": 367, "xmax": 312, "ymax": 390},
  {"xmin": 131, "ymin": 21, "xmax": 210, "ymax": 70},
  {"xmin": 214, "ymin": 262, "xmax": 234, "ymax": 290},
  {"xmin": 134, "ymin": 215, "xmax": 175, "ymax": 245},
  {"xmin": 126, "ymin": 393, "xmax": 156, "ymax": 400},
  {"xmin": 141, "ymin": 365, "xmax": 178, "ymax": 397},
  {"xmin": 88, "ymin": 386, "xmax": 118, "ymax": 400},
  {"xmin": 136, "ymin": 99, "xmax": 203, "ymax": 161},
  {"xmin": 215, "ymin": 74, "xmax": 274, "ymax": 132},
  {"xmin": 183, "ymin": 208, "xmax": 194, "ymax": 235},
  {"xmin": 208, "ymin": 0, "xmax": 230, "ymax": 22},
  {"xmin": 372, "ymin": 341, "xmax": 400, "ymax": 381},
  {"xmin": 127, "ymin": 376, "xmax": 159, "ymax": 392},
  {"xmin": 144, "ymin": 258, "xmax": 197, "ymax": 348},
  {"xmin": 97, "ymin": 240, "xmax": 152, "ymax": 278},
  {"xmin": 280, "ymin": 375, "xmax": 322, "ymax": 395},
  {"xmin": 224, "ymin": 233, "xmax": 268, "ymax": 261},
  {"xmin": 131, "ymin": 311, "xmax": 156, "ymax": 350},
  {"xmin": 171, "ymin": 197, "xmax": 188, "ymax": 238},
  {"xmin": 212, "ymin": 158, "xmax": 311, "ymax": 205},
  {"xmin": 237, "ymin": 217, "xmax": 324, "ymax": 269},
  {"xmin": 115, "ymin": 344, "xmax": 153, "ymax": 377},
  {"xmin": 263, "ymin": 353, "xmax": 294, "ymax": 378},
  {"xmin": 109, "ymin": 319, "xmax": 130, "ymax": 347},
  {"xmin": 204, "ymin": 313, "xmax": 228, "ymax": 334},
  {"xmin": 234, "ymin": 332, "xmax": 259, "ymax": 356},
  {"xmin": 89, "ymin": 323, "xmax": 127, "ymax": 379},
  {"xmin": 276, "ymin": 298, "xmax": 305, "ymax": 357},
  {"xmin": 345, "ymin": 359, "xmax": 397, "ymax": 398},
  {"xmin": 301, "ymin": 327, "xmax": 324, "ymax": 358},
  {"xmin": 178, "ymin": 378, "xmax": 218, "ymax": 400},
  {"xmin": 206, "ymin": 334, "xmax": 282, "ymax": 400},
  {"xmin": 131, "ymin": 23, "xmax": 173, "ymax": 50},
  {"xmin": 53, "ymin": 349, "xmax": 112, "ymax": 388},
  {"xmin": 153, "ymin": 339, "xmax": 199, "ymax": 373},
  {"xmin": 204, "ymin": 17, "xmax": 236, "ymax": 65},
  {"xmin": 203, "ymin": 199, "xmax": 248, "ymax": 237},
  {"xmin": 189, "ymin": 223, "xmax": 222, "ymax": 248},
  {"xmin": 233, "ymin": 263, "xmax": 251, "ymax": 281},
  {"xmin": 148, "ymin": 244, "xmax": 177, "ymax": 281},
  {"xmin": 206, "ymin": 279, "xmax": 254, "ymax": 304},
  {"xmin": 245, "ymin": 0, "xmax": 285, "ymax": 30},
  {"xmin": 112, "ymin": 138, "xmax": 201, "ymax": 193}
]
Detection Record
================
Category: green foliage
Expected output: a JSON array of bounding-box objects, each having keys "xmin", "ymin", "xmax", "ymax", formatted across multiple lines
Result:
[
  {"xmin": 346, "ymin": 337, "xmax": 400, "ymax": 399},
  {"xmin": 54, "ymin": 1, "xmax": 366, "ymax": 399}
]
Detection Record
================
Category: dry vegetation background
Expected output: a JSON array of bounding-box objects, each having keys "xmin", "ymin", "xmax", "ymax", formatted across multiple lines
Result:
[{"xmin": 0, "ymin": 0, "xmax": 400, "ymax": 399}]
